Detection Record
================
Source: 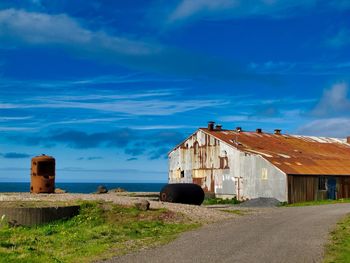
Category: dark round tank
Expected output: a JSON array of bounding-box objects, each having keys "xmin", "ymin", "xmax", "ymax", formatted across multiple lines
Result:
[{"xmin": 160, "ymin": 183, "xmax": 205, "ymax": 205}]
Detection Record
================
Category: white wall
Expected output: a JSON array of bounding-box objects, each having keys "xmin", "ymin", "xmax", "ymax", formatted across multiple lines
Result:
[{"xmin": 168, "ymin": 129, "xmax": 288, "ymax": 201}]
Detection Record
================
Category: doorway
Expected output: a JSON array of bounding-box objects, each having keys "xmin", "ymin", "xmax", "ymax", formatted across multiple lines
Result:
[{"xmin": 327, "ymin": 177, "xmax": 336, "ymax": 200}]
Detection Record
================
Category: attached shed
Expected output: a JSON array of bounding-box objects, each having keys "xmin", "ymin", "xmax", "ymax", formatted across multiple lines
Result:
[{"xmin": 168, "ymin": 122, "xmax": 350, "ymax": 203}]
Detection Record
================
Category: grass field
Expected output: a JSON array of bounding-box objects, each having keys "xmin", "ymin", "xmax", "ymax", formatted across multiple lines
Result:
[
  {"xmin": 324, "ymin": 214, "xmax": 350, "ymax": 263},
  {"xmin": 0, "ymin": 201, "xmax": 198, "ymax": 263}
]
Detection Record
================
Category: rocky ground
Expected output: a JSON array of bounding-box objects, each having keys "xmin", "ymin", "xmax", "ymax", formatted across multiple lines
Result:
[{"xmin": 0, "ymin": 192, "xmax": 238, "ymax": 223}]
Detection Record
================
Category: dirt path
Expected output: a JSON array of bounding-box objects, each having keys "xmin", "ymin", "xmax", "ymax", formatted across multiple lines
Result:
[{"xmin": 106, "ymin": 204, "xmax": 350, "ymax": 263}]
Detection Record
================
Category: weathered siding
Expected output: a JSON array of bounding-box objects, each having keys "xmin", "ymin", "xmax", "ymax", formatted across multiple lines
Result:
[
  {"xmin": 169, "ymin": 130, "xmax": 288, "ymax": 201},
  {"xmin": 338, "ymin": 177, "xmax": 350, "ymax": 199},
  {"xmin": 287, "ymin": 175, "xmax": 350, "ymax": 203},
  {"xmin": 287, "ymin": 175, "xmax": 319, "ymax": 203}
]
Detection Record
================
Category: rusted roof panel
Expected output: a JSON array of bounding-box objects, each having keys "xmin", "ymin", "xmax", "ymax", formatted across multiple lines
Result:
[{"xmin": 200, "ymin": 128, "xmax": 350, "ymax": 176}]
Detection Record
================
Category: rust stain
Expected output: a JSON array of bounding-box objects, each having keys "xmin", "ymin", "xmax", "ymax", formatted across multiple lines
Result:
[{"xmin": 201, "ymin": 128, "xmax": 350, "ymax": 176}]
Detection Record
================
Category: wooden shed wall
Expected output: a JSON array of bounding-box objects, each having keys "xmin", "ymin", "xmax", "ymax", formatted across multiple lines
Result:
[
  {"xmin": 337, "ymin": 177, "xmax": 350, "ymax": 199},
  {"xmin": 288, "ymin": 175, "xmax": 350, "ymax": 203}
]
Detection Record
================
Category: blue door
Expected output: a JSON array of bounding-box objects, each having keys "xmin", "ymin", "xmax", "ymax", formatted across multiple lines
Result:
[{"xmin": 327, "ymin": 177, "xmax": 336, "ymax": 200}]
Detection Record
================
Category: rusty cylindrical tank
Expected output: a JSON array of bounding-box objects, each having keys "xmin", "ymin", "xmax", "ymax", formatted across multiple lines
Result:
[{"xmin": 30, "ymin": 154, "xmax": 55, "ymax": 194}]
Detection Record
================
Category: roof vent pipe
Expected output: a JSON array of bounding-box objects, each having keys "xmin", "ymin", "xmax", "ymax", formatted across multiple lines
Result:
[
  {"xmin": 215, "ymin": 124, "xmax": 222, "ymax": 131},
  {"xmin": 236, "ymin": 127, "xmax": 242, "ymax": 133},
  {"xmin": 274, "ymin": 129, "xmax": 282, "ymax": 135},
  {"xmin": 208, "ymin": 121, "xmax": 215, "ymax": 131},
  {"xmin": 256, "ymin": 128, "xmax": 262, "ymax": 133}
]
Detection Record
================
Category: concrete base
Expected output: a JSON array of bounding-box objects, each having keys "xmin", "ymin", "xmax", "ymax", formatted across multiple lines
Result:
[{"xmin": 0, "ymin": 205, "xmax": 80, "ymax": 226}]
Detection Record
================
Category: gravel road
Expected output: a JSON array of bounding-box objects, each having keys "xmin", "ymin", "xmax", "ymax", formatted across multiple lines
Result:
[{"xmin": 106, "ymin": 203, "xmax": 350, "ymax": 263}]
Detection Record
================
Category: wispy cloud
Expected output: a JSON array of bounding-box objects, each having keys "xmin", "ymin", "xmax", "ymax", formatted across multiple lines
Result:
[
  {"xmin": 164, "ymin": 0, "xmax": 350, "ymax": 26},
  {"xmin": 248, "ymin": 60, "xmax": 350, "ymax": 75},
  {"xmin": 9, "ymin": 128, "xmax": 186, "ymax": 160},
  {"xmin": 312, "ymin": 82, "xmax": 350, "ymax": 117},
  {"xmin": 326, "ymin": 28, "xmax": 350, "ymax": 48},
  {"xmin": 298, "ymin": 117, "xmax": 350, "ymax": 137},
  {"xmin": 77, "ymin": 156, "xmax": 103, "ymax": 161},
  {"xmin": 0, "ymin": 116, "xmax": 33, "ymax": 121},
  {"xmin": 0, "ymin": 126, "xmax": 36, "ymax": 131},
  {"xmin": 0, "ymin": 8, "xmax": 260, "ymax": 82},
  {"xmin": 0, "ymin": 9, "xmax": 156, "ymax": 55},
  {"xmin": 0, "ymin": 152, "xmax": 31, "ymax": 159},
  {"xmin": 0, "ymin": 92, "xmax": 229, "ymax": 116},
  {"xmin": 168, "ymin": 0, "xmax": 238, "ymax": 23}
]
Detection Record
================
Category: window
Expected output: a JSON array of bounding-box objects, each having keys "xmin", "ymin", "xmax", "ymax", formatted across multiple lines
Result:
[
  {"xmin": 318, "ymin": 176, "xmax": 326, "ymax": 190},
  {"xmin": 261, "ymin": 168, "xmax": 268, "ymax": 180},
  {"xmin": 180, "ymin": 170, "xmax": 185, "ymax": 178},
  {"xmin": 193, "ymin": 141, "xmax": 199, "ymax": 154}
]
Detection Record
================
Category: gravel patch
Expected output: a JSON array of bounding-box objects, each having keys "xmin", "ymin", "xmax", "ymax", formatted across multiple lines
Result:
[
  {"xmin": 0, "ymin": 193, "xmax": 234, "ymax": 223},
  {"xmin": 239, "ymin": 197, "xmax": 281, "ymax": 207}
]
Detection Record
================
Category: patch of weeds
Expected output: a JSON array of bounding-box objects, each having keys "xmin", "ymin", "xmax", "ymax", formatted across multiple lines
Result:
[
  {"xmin": 203, "ymin": 197, "xmax": 241, "ymax": 205},
  {"xmin": 324, "ymin": 214, "xmax": 350, "ymax": 263},
  {"xmin": 0, "ymin": 201, "xmax": 198, "ymax": 263}
]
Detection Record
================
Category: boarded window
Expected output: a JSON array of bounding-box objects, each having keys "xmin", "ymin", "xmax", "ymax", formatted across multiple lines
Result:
[
  {"xmin": 318, "ymin": 176, "xmax": 326, "ymax": 190},
  {"xmin": 193, "ymin": 141, "xmax": 199, "ymax": 154}
]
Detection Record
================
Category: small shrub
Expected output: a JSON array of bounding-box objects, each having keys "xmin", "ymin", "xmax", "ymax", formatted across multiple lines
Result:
[{"xmin": 203, "ymin": 197, "xmax": 241, "ymax": 205}]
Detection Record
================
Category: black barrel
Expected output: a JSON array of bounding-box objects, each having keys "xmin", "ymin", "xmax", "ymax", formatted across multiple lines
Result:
[{"xmin": 160, "ymin": 183, "xmax": 205, "ymax": 205}]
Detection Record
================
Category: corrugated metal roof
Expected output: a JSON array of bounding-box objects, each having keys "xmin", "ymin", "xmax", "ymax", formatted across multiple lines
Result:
[{"xmin": 200, "ymin": 128, "xmax": 350, "ymax": 176}]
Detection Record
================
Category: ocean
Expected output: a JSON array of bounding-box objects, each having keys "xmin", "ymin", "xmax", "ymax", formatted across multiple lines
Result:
[{"xmin": 0, "ymin": 182, "xmax": 166, "ymax": 193}]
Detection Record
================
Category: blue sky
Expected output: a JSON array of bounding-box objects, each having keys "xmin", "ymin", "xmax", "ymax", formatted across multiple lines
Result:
[{"xmin": 0, "ymin": 0, "xmax": 350, "ymax": 182}]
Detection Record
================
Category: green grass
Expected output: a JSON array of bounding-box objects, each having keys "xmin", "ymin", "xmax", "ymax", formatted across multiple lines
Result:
[
  {"xmin": 324, "ymin": 214, "xmax": 350, "ymax": 263},
  {"xmin": 283, "ymin": 199, "xmax": 350, "ymax": 207},
  {"xmin": 0, "ymin": 201, "xmax": 198, "ymax": 263},
  {"xmin": 202, "ymin": 197, "xmax": 241, "ymax": 205}
]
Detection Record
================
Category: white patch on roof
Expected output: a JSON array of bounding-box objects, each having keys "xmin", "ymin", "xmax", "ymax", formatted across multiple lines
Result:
[
  {"xmin": 291, "ymin": 134, "xmax": 346, "ymax": 144},
  {"xmin": 277, "ymin": 153, "xmax": 291, "ymax": 158},
  {"xmin": 245, "ymin": 149, "xmax": 273, "ymax": 158}
]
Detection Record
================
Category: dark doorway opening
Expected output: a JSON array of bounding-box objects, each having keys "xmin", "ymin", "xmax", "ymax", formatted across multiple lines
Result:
[{"xmin": 327, "ymin": 177, "xmax": 336, "ymax": 200}]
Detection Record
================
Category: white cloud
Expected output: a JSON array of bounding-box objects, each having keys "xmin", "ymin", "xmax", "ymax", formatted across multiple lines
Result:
[
  {"xmin": 30, "ymin": 98, "xmax": 228, "ymax": 116},
  {"xmin": 298, "ymin": 118, "xmax": 350, "ymax": 137},
  {"xmin": 165, "ymin": 0, "xmax": 350, "ymax": 26},
  {"xmin": 0, "ymin": 9, "xmax": 159, "ymax": 55},
  {"xmin": 0, "ymin": 9, "xmax": 257, "ymax": 81},
  {"xmin": 0, "ymin": 116, "xmax": 33, "ymax": 121},
  {"xmin": 0, "ymin": 126, "xmax": 36, "ymax": 131},
  {"xmin": 312, "ymin": 82, "xmax": 350, "ymax": 117},
  {"xmin": 0, "ymin": 90, "xmax": 229, "ymax": 116},
  {"xmin": 168, "ymin": 0, "xmax": 238, "ymax": 23},
  {"xmin": 166, "ymin": 0, "xmax": 319, "ymax": 25}
]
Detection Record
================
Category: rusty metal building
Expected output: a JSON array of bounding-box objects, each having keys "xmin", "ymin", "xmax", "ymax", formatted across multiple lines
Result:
[{"xmin": 168, "ymin": 122, "xmax": 350, "ymax": 203}]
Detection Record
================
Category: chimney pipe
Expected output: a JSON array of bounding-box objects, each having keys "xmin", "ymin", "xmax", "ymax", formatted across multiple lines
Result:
[
  {"xmin": 236, "ymin": 127, "xmax": 242, "ymax": 133},
  {"xmin": 274, "ymin": 129, "xmax": 282, "ymax": 135},
  {"xmin": 256, "ymin": 128, "xmax": 262, "ymax": 133},
  {"xmin": 215, "ymin": 124, "xmax": 222, "ymax": 131},
  {"xmin": 208, "ymin": 121, "xmax": 215, "ymax": 131}
]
